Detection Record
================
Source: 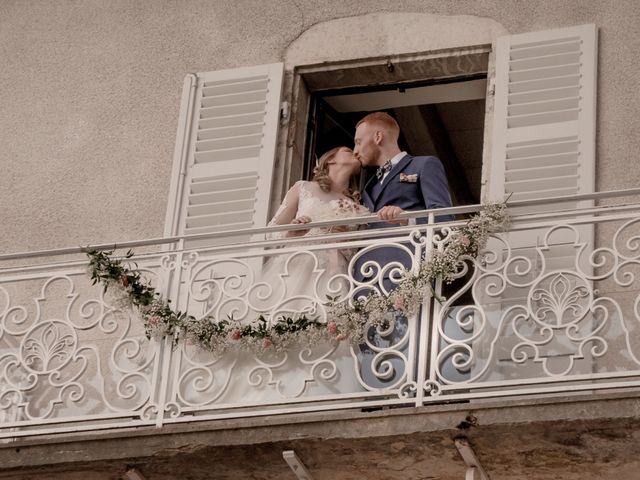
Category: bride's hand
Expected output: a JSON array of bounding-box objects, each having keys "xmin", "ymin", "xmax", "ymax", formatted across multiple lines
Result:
[{"xmin": 287, "ymin": 215, "xmax": 311, "ymax": 237}]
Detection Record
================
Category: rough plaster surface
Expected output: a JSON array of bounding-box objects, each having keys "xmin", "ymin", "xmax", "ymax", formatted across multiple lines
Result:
[{"xmin": 1, "ymin": 0, "xmax": 639, "ymax": 254}]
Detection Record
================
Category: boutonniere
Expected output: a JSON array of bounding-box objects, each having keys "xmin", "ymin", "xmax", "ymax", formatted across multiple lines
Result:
[{"xmin": 399, "ymin": 173, "xmax": 418, "ymax": 183}]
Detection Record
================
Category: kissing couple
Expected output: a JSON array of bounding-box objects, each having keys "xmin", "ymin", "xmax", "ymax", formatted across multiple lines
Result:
[{"xmin": 264, "ymin": 111, "xmax": 453, "ymax": 303}]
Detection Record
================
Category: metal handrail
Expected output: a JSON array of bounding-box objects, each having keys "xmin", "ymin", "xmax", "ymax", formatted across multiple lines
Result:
[{"xmin": 2, "ymin": 187, "xmax": 640, "ymax": 262}]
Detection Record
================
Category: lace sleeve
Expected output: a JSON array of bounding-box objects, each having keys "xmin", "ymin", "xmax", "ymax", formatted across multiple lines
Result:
[{"xmin": 266, "ymin": 181, "xmax": 302, "ymax": 239}]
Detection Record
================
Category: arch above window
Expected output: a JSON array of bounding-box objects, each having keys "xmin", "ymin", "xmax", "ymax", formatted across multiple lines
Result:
[{"xmin": 284, "ymin": 13, "xmax": 508, "ymax": 69}]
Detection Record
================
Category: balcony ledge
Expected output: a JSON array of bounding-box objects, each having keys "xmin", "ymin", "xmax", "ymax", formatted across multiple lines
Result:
[{"xmin": 2, "ymin": 390, "xmax": 640, "ymax": 479}]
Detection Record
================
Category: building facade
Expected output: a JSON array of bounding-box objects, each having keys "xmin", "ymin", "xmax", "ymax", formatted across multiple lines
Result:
[{"xmin": 1, "ymin": 1, "xmax": 640, "ymax": 479}]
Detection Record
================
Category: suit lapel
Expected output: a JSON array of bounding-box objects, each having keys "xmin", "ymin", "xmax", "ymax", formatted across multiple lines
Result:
[
  {"xmin": 362, "ymin": 177, "xmax": 375, "ymax": 210},
  {"xmin": 374, "ymin": 154, "xmax": 412, "ymax": 208}
]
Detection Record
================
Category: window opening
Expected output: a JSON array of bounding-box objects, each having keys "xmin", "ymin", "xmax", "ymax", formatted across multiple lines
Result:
[{"xmin": 304, "ymin": 74, "xmax": 488, "ymax": 206}]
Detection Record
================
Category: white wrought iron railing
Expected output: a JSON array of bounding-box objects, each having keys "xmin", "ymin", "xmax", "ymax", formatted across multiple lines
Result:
[{"xmin": 2, "ymin": 189, "xmax": 640, "ymax": 439}]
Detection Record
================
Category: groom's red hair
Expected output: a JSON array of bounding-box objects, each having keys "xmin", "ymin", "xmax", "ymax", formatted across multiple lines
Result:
[{"xmin": 356, "ymin": 112, "xmax": 400, "ymax": 140}]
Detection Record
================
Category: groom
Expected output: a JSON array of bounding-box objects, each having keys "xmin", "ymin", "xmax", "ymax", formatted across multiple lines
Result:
[
  {"xmin": 352, "ymin": 112, "xmax": 453, "ymax": 390},
  {"xmin": 353, "ymin": 112, "xmax": 453, "ymax": 287}
]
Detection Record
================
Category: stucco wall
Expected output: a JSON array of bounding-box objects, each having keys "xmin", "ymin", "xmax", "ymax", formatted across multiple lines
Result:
[{"xmin": 1, "ymin": 0, "xmax": 638, "ymax": 253}]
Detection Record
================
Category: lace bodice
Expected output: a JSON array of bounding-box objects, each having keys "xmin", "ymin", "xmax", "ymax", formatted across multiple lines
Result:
[{"xmin": 268, "ymin": 181, "xmax": 369, "ymax": 237}]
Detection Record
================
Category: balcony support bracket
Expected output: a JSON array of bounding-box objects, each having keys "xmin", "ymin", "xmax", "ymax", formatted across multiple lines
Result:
[
  {"xmin": 283, "ymin": 449, "xmax": 314, "ymax": 480},
  {"xmin": 454, "ymin": 437, "xmax": 490, "ymax": 480},
  {"xmin": 124, "ymin": 467, "xmax": 147, "ymax": 480}
]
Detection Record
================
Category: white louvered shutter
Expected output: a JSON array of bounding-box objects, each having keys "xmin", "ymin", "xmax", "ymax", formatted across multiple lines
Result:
[
  {"xmin": 487, "ymin": 24, "xmax": 597, "ymax": 218},
  {"xmin": 486, "ymin": 24, "xmax": 597, "ymax": 268},
  {"xmin": 477, "ymin": 25, "xmax": 598, "ymax": 380},
  {"xmin": 165, "ymin": 63, "xmax": 284, "ymax": 248}
]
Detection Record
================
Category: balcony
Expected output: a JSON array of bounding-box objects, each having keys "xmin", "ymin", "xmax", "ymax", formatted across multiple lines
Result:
[{"xmin": 2, "ymin": 190, "xmax": 640, "ymax": 477}]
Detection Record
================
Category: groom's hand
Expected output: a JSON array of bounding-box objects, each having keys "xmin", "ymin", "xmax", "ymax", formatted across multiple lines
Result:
[{"xmin": 377, "ymin": 205, "xmax": 408, "ymax": 225}]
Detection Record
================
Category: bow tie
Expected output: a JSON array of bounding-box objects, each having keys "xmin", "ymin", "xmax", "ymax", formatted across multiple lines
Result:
[{"xmin": 376, "ymin": 159, "xmax": 393, "ymax": 181}]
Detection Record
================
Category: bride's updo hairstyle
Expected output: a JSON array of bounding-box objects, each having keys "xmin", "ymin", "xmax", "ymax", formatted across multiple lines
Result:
[{"xmin": 312, "ymin": 147, "xmax": 361, "ymax": 203}]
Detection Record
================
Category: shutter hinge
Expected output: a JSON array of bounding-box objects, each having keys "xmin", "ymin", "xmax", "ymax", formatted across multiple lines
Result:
[
  {"xmin": 187, "ymin": 73, "xmax": 199, "ymax": 89},
  {"xmin": 488, "ymin": 79, "xmax": 496, "ymax": 97},
  {"xmin": 280, "ymin": 101, "xmax": 290, "ymax": 123}
]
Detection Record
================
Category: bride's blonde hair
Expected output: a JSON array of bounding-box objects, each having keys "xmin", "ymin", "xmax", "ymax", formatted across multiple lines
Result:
[{"xmin": 312, "ymin": 147, "xmax": 361, "ymax": 202}]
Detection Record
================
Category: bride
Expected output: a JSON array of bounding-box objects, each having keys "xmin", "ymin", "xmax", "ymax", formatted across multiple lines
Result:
[{"xmin": 236, "ymin": 146, "xmax": 370, "ymax": 399}]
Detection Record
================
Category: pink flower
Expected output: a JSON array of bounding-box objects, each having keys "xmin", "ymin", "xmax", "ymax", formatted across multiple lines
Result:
[
  {"xmin": 327, "ymin": 322, "xmax": 338, "ymax": 334},
  {"xmin": 335, "ymin": 334, "xmax": 346, "ymax": 342},
  {"xmin": 262, "ymin": 338, "xmax": 273, "ymax": 349},
  {"xmin": 147, "ymin": 315, "xmax": 161, "ymax": 326},
  {"xmin": 393, "ymin": 296, "xmax": 405, "ymax": 311},
  {"xmin": 460, "ymin": 235, "xmax": 471, "ymax": 247},
  {"xmin": 229, "ymin": 330, "xmax": 242, "ymax": 341}
]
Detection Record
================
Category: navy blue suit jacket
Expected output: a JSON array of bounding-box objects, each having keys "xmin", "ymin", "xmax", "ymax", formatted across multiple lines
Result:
[
  {"xmin": 363, "ymin": 154, "xmax": 453, "ymax": 226},
  {"xmin": 356, "ymin": 154, "xmax": 453, "ymax": 286}
]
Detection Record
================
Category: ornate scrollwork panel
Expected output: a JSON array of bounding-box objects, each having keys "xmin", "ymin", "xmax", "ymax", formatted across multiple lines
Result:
[
  {"xmin": 166, "ymin": 234, "xmax": 423, "ymax": 410},
  {"xmin": 430, "ymin": 219, "xmax": 640, "ymax": 394},
  {"xmin": 0, "ymin": 254, "xmax": 174, "ymax": 434}
]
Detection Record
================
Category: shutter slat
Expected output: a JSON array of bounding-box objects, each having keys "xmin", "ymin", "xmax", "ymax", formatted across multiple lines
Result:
[
  {"xmin": 506, "ymin": 174, "xmax": 580, "ymax": 191},
  {"xmin": 189, "ymin": 188, "xmax": 257, "ymax": 205},
  {"xmin": 509, "ymin": 186, "xmax": 578, "ymax": 201},
  {"xmin": 199, "ymin": 112, "xmax": 266, "ymax": 130},
  {"xmin": 507, "ymin": 97, "xmax": 580, "ymax": 116},
  {"xmin": 509, "ymin": 52, "xmax": 581, "ymax": 71},
  {"xmin": 506, "ymin": 142, "xmax": 578, "ymax": 159},
  {"xmin": 202, "ymin": 75, "xmax": 268, "ymax": 88},
  {"xmin": 508, "ymin": 74, "xmax": 580, "ymax": 93},
  {"xmin": 507, "ymin": 109, "xmax": 579, "ymax": 128},
  {"xmin": 202, "ymin": 78, "xmax": 269, "ymax": 96},
  {"xmin": 194, "ymin": 147, "xmax": 261, "ymax": 164},
  {"xmin": 188, "ymin": 198, "xmax": 256, "ymax": 217},
  {"xmin": 508, "ymin": 86, "xmax": 580, "ymax": 104},
  {"xmin": 201, "ymin": 89, "xmax": 269, "ymax": 107},
  {"xmin": 509, "ymin": 63, "xmax": 580, "ymax": 82},
  {"xmin": 506, "ymin": 153, "xmax": 578, "ymax": 170},
  {"xmin": 505, "ymin": 164, "xmax": 578, "ymax": 182},
  {"xmin": 185, "ymin": 221, "xmax": 255, "ymax": 236},
  {"xmin": 196, "ymin": 133, "xmax": 263, "ymax": 152},
  {"xmin": 186, "ymin": 210, "xmax": 255, "ymax": 229},
  {"xmin": 191, "ymin": 172, "xmax": 258, "ymax": 183},
  {"xmin": 191, "ymin": 175, "xmax": 258, "ymax": 190},
  {"xmin": 509, "ymin": 40, "xmax": 582, "ymax": 60},
  {"xmin": 510, "ymin": 35, "xmax": 581, "ymax": 50},
  {"xmin": 199, "ymin": 101, "xmax": 266, "ymax": 118},
  {"xmin": 197, "ymin": 123, "xmax": 264, "ymax": 141}
]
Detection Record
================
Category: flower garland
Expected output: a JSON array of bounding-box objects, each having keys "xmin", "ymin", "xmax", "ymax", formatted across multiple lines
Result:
[{"xmin": 85, "ymin": 202, "xmax": 508, "ymax": 354}]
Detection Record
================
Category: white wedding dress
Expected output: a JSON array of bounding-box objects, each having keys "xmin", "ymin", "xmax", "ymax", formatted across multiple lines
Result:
[{"xmin": 222, "ymin": 181, "xmax": 370, "ymax": 404}]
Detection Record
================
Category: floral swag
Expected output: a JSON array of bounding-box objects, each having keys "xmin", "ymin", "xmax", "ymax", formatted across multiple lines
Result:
[{"xmin": 86, "ymin": 203, "xmax": 508, "ymax": 354}]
